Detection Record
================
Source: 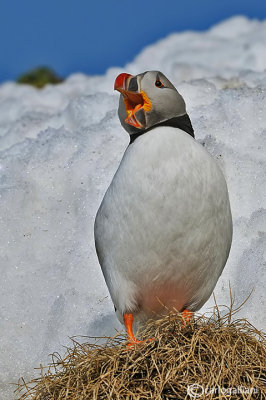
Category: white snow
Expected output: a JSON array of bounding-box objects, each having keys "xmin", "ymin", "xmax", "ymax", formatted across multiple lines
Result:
[{"xmin": 0, "ymin": 15, "xmax": 265, "ymax": 400}]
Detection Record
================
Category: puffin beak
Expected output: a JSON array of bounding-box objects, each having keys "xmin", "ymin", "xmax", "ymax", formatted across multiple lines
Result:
[
  {"xmin": 114, "ymin": 73, "xmax": 132, "ymax": 92},
  {"xmin": 114, "ymin": 73, "xmax": 152, "ymax": 129}
]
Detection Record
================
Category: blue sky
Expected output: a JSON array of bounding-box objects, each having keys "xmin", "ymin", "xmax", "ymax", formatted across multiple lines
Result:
[{"xmin": 0, "ymin": 0, "xmax": 266, "ymax": 83}]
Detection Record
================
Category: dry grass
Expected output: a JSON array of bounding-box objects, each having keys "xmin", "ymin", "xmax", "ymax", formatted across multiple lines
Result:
[{"xmin": 16, "ymin": 301, "xmax": 266, "ymax": 400}]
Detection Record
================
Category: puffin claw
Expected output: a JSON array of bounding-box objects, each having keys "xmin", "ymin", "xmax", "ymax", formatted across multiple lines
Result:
[{"xmin": 181, "ymin": 309, "xmax": 193, "ymax": 328}]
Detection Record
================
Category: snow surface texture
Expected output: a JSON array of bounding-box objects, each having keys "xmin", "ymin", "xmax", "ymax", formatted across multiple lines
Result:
[{"xmin": 0, "ymin": 16, "xmax": 266, "ymax": 399}]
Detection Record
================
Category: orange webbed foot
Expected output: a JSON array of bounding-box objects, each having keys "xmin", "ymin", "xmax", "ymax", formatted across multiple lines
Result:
[
  {"xmin": 181, "ymin": 309, "xmax": 193, "ymax": 328},
  {"xmin": 123, "ymin": 313, "xmax": 154, "ymax": 349},
  {"xmin": 126, "ymin": 338, "xmax": 149, "ymax": 348}
]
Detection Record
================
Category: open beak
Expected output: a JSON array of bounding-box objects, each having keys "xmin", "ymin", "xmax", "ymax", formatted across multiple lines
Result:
[{"xmin": 114, "ymin": 73, "xmax": 152, "ymax": 129}]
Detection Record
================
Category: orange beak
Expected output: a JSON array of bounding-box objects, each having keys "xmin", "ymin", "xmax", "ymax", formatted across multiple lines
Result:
[
  {"xmin": 114, "ymin": 73, "xmax": 152, "ymax": 129},
  {"xmin": 114, "ymin": 73, "xmax": 132, "ymax": 91}
]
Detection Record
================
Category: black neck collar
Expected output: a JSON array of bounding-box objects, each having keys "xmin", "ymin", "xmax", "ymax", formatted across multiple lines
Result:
[{"xmin": 129, "ymin": 113, "xmax": 194, "ymax": 145}]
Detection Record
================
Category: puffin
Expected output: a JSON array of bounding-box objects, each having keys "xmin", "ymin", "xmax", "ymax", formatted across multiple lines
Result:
[{"xmin": 94, "ymin": 71, "xmax": 232, "ymax": 344}]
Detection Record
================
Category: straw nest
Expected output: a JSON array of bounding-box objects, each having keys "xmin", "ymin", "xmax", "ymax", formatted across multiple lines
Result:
[{"xmin": 16, "ymin": 301, "xmax": 266, "ymax": 400}]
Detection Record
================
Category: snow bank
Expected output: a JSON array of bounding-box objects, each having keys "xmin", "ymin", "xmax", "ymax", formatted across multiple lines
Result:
[{"xmin": 0, "ymin": 16, "xmax": 265, "ymax": 400}]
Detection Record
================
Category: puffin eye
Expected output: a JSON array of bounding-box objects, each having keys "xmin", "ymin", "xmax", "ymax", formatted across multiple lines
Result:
[{"xmin": 155, "ymin": 80, "xmax": 164, "ymax": 88}]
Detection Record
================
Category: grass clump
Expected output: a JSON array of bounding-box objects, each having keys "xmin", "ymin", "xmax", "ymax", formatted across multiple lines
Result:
[
  {"xmin": 17, "ymin": 66, "xmax": 63, "ymax": 88},
  {"xmin": 16, "ymin": 301, "xmax": 266, "ymax": 400}
]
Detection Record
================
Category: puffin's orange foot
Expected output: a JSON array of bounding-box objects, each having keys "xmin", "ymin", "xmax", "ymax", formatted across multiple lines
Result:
[
  {"xmin": 123, "ymin": 313, "xmax": 154, "ymax": 348},
  {"xmin": 126, "ymin": 338, "xmax": 148, "ymax": 348},
  {"xmin": 126, "ymin": 337, "xmax": 154, "ymax": 348},
  {"xmin": 181, "ymin": 309, "xmax": 193, "ymax": 328}
]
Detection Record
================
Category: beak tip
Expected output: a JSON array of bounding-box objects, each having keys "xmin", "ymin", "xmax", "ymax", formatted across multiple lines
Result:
[{"xmin": 114, "ymin": 73, "xmax": 132, "ymax": 91}]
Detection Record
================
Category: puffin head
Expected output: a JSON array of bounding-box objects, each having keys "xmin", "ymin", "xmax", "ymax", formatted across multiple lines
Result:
[{"xmin": 114, "ymin": 71, "xmax": 192, "ymax": 137}]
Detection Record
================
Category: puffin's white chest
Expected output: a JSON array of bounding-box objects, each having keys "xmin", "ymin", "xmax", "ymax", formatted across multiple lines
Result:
[{"xmin": 95, "ymin": 127, "xmax": 232, "ymax": 323}]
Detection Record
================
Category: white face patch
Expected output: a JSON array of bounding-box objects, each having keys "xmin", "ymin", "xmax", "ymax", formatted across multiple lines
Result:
[{"xmin": 138, "ymin": 71, "xmax": 187, "ymax": 130}]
